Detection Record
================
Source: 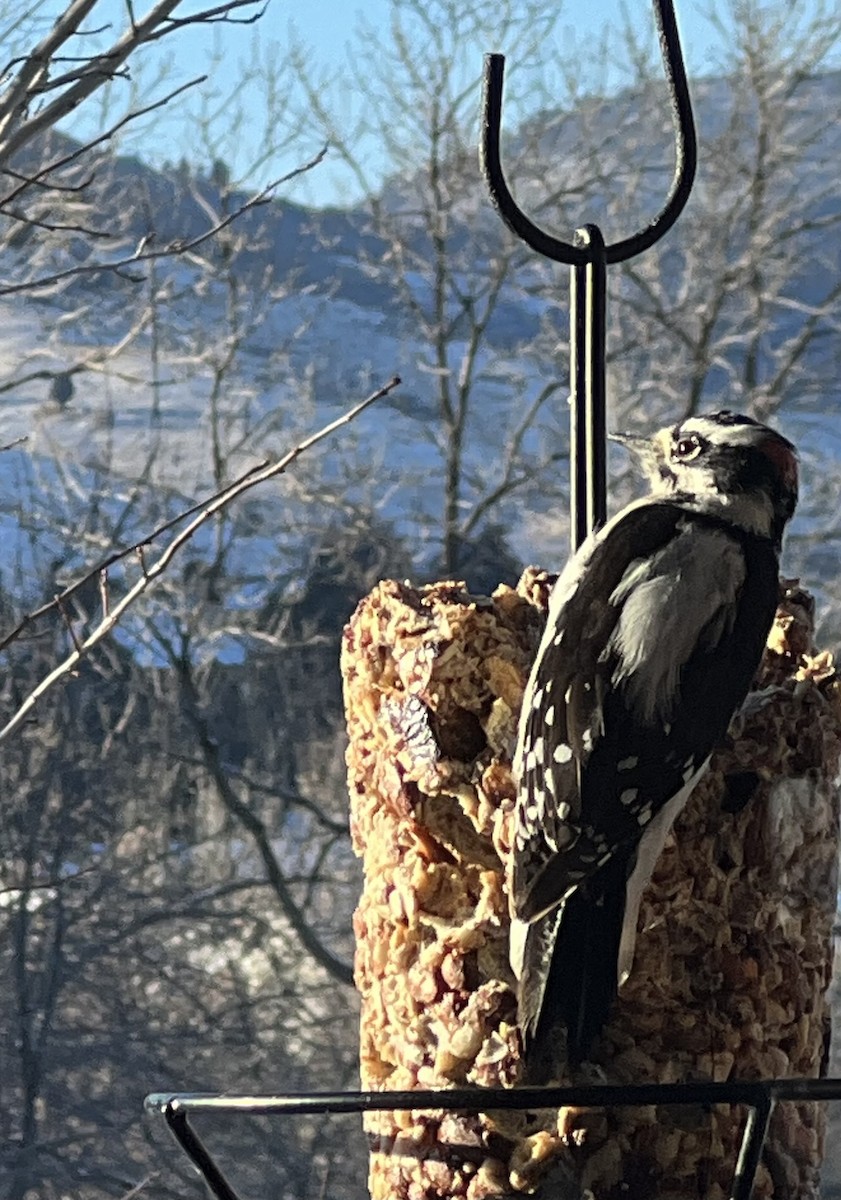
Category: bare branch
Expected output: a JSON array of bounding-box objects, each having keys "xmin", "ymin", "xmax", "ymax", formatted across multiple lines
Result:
[
  {"xmin": 0, "ymin": 0, "xmax": 266, "ymax": 166},
  {"xmin": 0, "ymin": 75, "xmax": 207, "ymax": 213},
  {"xmin": 176, "ymin": 657, "xmax": 355, "ymax": 986},
  {"xmin": 0, "ymin": 375, "xmax": 401, "ymax": 743},
  {"xmin": 0, "ymin": 146, "xmax": 329, "ymax": 295}
]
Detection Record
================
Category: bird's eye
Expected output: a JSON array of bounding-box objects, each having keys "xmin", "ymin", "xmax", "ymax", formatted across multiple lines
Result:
[{"xmin": 672, "ymin": 434, "xmax": 704, "ymax": 461}]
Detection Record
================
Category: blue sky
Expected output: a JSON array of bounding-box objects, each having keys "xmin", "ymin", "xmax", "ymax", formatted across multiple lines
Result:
[{"xmin": 56, "ymin": 1, "xmax": 822, "ymax": 208}]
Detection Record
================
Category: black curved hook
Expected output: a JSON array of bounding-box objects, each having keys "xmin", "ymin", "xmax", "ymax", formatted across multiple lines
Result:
[
  {"xmin": 480, "ymin": 0, "xmax": 697, "ymax": 549},
  {"xmin": 480, "ymin": 0, "xmax": 697, "ymax": 266}
]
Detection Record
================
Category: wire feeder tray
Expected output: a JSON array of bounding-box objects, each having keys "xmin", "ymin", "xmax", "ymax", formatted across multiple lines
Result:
[{"xmin": 145, "ymin": 1076, "xmax": 841, "ymax": 1200}]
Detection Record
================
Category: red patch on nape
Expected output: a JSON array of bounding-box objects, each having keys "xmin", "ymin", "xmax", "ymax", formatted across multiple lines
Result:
[{"xmin": 760, "ymin": 434, "xmax": 799, "ymax": 493}]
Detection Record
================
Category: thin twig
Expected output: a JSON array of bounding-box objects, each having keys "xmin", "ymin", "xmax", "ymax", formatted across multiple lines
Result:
[
  {"xmin": 0, "ymin": 376, "xmax": 400, "ymax": 743},
  {"xmin": 0, "ymin": 463, "xmax": 269, "ymax": 652},
  {"xmin": 0, "ymin": 1, "xmax": 264, "ymax": 164},
  {"xmin": 0, "ymin": 77, "xmax": 205, "ymax": 207},
  {"xmin": 54, "ymin": 593, "xmax": 83, "ymax": 656},
  {"xmin": 0, "ymin": 147, "xmax": 328, "ymax": 296}
]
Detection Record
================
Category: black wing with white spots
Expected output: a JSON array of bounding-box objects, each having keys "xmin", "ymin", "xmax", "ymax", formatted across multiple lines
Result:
[{"xmin": 511, "ymin": 497, "xmax": 780, "ymax": 1068}]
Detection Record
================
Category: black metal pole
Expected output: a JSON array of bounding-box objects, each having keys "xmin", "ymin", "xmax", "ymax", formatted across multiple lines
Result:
[
  {"xmin": 731, "ymin": 1091, "xmax": 775, "ymax": 1200},
  {"xmin": 164, "ymin": 1110, "xmax": 242, "ymax": 1200},
  {"xmin": 571, "ymin": 224, "xmax": 607, "ymax": 547}
]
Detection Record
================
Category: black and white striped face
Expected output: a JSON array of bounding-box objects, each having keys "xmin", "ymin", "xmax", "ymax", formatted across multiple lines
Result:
[{"xmin": 618, "ymin": 410, "xmax": 798, "ymax": 546}]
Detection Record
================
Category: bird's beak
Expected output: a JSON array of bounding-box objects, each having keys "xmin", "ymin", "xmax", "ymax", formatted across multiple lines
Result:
[
  {"xmin": 608, "ymin": 431, "xmax": 648, "ymax": 452},
  {"xmin": 610, "ymin": 429, "xmax": 669, "ymax": 486},
  {"xmin": 609, "ymin": 430, "xmax": 658, "ymax": 464}
]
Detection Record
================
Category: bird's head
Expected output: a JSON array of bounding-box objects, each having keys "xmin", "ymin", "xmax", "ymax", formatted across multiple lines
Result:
[{"xmin": 612, "ymin": 410, "xmax": 798, "ymax": 548}]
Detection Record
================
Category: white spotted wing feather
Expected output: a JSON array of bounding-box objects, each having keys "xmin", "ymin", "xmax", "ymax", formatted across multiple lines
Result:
[{"xmin": 511, "ymin": 499, "xmax": 755, "ymax": 933}]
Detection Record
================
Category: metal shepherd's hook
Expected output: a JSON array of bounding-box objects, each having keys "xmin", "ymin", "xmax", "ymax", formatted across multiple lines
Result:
[{"xmin": 480, "ymin": 0, "xmax": 697, "ymax": 549}]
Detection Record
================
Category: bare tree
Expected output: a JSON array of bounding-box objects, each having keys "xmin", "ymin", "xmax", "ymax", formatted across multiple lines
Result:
[
  {"xmin": 0, "ymin": 619, "xmax": 369, "ymax": 1199},
  {"xmin": 0, "ymin": 382, "xmax": 400, "ymax": 1199},
  {"xmin": 0, "ymin": 2, "xmax": 261, "ymax": 165},
  {"xmin": 0, "ymin": 6, "xmax": 403, "ymax": 1198},
  {"xmin": 594, "ymin": 0, "xmax": 841, "ymax": 633},
  {"xmin": 0, "ymin": 0, "xmax": 314, "ymax": 336},
  {"xmin": 602, "ymin": 0, "xmax": 841, "ymax": 419},
  {"xmin": 286, "ymin": 0, "xmax": 620, "ymax": 577}
]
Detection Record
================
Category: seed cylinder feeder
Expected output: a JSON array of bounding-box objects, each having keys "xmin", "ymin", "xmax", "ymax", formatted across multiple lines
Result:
[{"xmin": 343, "ymin": 576, "xmax": 841, "ymax": 1199}]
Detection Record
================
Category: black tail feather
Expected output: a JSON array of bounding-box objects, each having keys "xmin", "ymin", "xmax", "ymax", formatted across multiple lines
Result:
[{"xmin": 519, "ymin": 857, "xmax": 627, "ymax": 1077}]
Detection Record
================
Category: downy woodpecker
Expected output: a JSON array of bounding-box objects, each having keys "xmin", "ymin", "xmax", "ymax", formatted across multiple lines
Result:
[{"xmin": 510, "ymin": 410, "xmax": 798, "ymax": 1074}]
